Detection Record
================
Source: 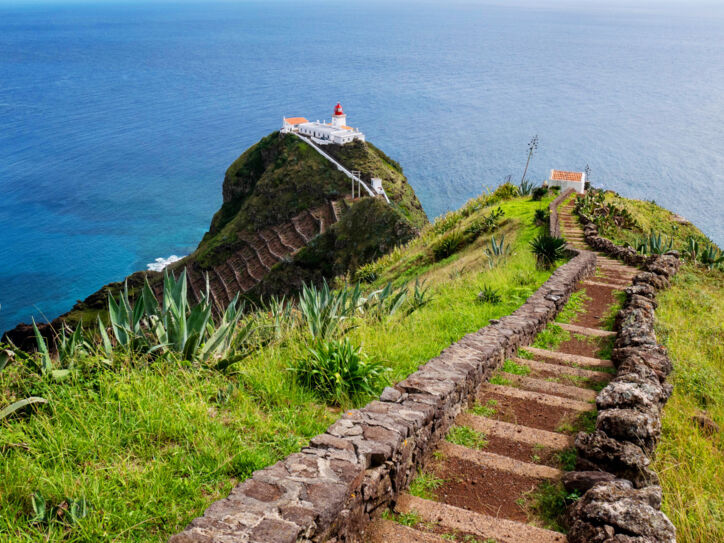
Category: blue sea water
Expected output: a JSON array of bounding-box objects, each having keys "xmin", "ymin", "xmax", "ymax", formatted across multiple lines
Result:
[{"xmin": 1, "ymin": 0, "xmax": 723, "ymax": 333}]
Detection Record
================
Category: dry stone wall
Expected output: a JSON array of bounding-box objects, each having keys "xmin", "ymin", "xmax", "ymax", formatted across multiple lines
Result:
[
  {"xmin": 169, "ymin": 192, "xmax": 596, "ymax": 543},
  {"xmin": 564, "ymin": 214, "xmax": 680, "ymax": 543}
]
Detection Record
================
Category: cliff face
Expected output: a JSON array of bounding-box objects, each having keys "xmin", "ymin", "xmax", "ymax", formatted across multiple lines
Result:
[{"xmin": 3, "ymin": 132, "xmax": 426, "ymax": 346}]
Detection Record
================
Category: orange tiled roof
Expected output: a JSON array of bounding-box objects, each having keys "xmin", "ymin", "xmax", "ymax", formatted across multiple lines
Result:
[
  {"xmin": 284, "ymin": 117, "xmax": 308, "ymax": 125},
  {"xmin": 551, "ymin": 170, "xmax": 583, "ymax": 182}
]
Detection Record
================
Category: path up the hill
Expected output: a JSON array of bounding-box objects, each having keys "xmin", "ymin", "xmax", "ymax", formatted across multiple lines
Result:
[{"xmin": 366, "ymin": 197, "xmax": 636, "ymax": 543}]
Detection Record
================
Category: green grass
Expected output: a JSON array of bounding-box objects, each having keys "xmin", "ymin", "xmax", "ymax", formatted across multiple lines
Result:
[
  {"xmin": 556, "ymin": 409, "xmax": 597, "ymax": 434},
  {"xmin": 501, "ymin": 359, "xmax": 530, "ymax": 376},
  {"xmin": 521, "ymin": 481, "xmax": 574, "ymax": 533},
  {"xmin": 532, "ymin": 323, "xmax": 571, "ymax": 350},
  {"xmin": 555, "ymin": 290, "xmax": 591, "ymax": 324},
  {"xmin": 469, "ymin": 399, "xmax": 498, "ymax": 417},
  {"xmin": 651, "ymin": 265, "xmax": 724, "ymax": 543},
  {"xmin": 409, "ymin": 471, "xmax": 445, "ymax": 500},
  {"xmin": 446, "ymin": 426, "xmax": 488, "ymax": 450},
  {"xmin": 0, "ymin": 192, "xmax": 558, "ymax": 542}
]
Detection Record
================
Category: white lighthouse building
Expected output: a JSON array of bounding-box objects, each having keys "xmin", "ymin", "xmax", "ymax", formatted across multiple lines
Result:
[{"xmin": 282, "ymin": 103, "xmax": 365, "ymax": 145}]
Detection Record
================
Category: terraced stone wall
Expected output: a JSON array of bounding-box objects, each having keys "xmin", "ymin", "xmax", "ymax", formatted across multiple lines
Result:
[
  {"xmin": 564, "ymin": 215, "xmax": 680, "ymax": 543},
  {"xmin": 168, "ymin": 197, "xmax": 597, "ymax": 543}
]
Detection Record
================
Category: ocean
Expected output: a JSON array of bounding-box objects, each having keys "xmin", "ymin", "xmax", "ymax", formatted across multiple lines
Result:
[{"xmin": 1, "ymin": 0, "xmax": 723, "ymax": 333}]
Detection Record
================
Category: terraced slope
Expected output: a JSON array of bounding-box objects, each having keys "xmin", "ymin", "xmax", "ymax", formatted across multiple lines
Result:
[
  {"xmin": 157, "ymin": 199, "xmax": 344, "ymax": 308},
  {"xmin": 367, "ymin": 199, "xmax": 637, "ymax": 543}
]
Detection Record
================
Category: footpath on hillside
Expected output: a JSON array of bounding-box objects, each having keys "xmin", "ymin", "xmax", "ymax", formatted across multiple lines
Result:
[{"xmin": 367, "ymin": 197, "xmax": 636, "ymax": 543}]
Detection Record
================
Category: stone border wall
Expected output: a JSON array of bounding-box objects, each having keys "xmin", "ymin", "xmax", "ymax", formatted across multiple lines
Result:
[
  {"xmin": 548, "ymin": 187, "xmax": 574, "ymax": 238},
  {"xmin": 564, "ymin": 214, "xmax": 680, "ymax": 543},
  {"xmin": 169, "ymin": 195, "xmax": 596, "ymax": 543}
]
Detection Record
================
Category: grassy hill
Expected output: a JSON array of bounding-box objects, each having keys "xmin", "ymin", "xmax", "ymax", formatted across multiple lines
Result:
[
  {"xmin": 1, "ymin": 184, "xmax": 721, "ymax": 543},
  {"xmin": 0, "ymin": 184, "xmax": 557, "ymax": 542}
]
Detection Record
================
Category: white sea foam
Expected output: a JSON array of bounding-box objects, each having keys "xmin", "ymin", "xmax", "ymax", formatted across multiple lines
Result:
[{"xmin": 147, "ymin": 255, "xmax": 184, "ymax": 272}]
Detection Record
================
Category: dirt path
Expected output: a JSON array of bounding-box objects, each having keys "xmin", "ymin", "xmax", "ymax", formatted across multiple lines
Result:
[{"xmin": 366, "ymin": 197, "xmax": 634, "ymax": 543}]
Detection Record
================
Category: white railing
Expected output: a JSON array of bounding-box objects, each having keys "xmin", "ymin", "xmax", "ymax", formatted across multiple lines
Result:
[{"xmin": 293, "ymin": 133, "xmax": 378, "ymax": 198}]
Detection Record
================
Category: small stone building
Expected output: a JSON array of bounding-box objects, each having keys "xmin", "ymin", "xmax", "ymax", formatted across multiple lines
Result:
[{"xmin": 547, "ymin": 169, "xmax": 586, "ymax": 194}]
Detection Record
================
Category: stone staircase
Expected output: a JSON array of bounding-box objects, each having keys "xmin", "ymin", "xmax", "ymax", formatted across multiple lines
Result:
[
  {"xmin": 366, "ymin": 197, "xmax": 638, "ymax": 543},
  {"xmin": 157, "ymin": 200, "xmax": 345, "ymax": 307}
]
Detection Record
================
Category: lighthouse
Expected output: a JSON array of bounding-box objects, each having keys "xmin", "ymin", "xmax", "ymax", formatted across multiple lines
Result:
[
  {"xmin": 281, "ymin": 102, "xmax": 365, "ymax": 145},
  {"xmin": 331, "ymin": 102, "xmax": 347, "ymax": 128}
]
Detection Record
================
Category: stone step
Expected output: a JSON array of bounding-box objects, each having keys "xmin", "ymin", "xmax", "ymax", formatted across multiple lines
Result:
[
  {"xmin": 513, "ymin": 357, "xmax": 612, "ymax": 383},
  {"xmin": 583, "ymin": 279, "xmax": 629, "ymax": 290},
  {"xmin": 521, "ymin": 346, "xmax": 615, "ymax": 369},
  {"xmin": 395, "ymin": 494, "xmax": 568, "ymax": 543},
  {"xmin": 499, "ymin": 372, "xmax": 598, "ymax": 402},
  {"xmin": 456, "ymin": 413, "xmax": 573, "ymax": 450},
  {"xmin": 440, "ymin": 441, "xmax": 563, "ymax": 479},
  {"xmin": 558, "ymin": 322, "xmax": 616, "ymax": 338},
  {"xmin": 365, "ymin": 519, "xmax": 447, "ymax": 543},
  {"xmin": 597, "ymin": 265, "xmax": 637, "ymax": 275},
  {"xmin": 479, "ymin": 383, "xmax": 593, "ymax": 412}
]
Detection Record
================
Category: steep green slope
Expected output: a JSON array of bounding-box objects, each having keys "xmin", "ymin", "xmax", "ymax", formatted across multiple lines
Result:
[{"xmin": 195, "ymin": 132, "xmax": 426, "ymax": 268}]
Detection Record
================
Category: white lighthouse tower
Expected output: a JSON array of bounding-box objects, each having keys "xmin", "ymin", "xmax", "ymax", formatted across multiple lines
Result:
[{"xmin": 331, "ymin": 102, "xmax": 347, "ymax": 128}]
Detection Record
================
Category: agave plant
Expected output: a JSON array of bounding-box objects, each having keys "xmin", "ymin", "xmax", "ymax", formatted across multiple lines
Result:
[
  {"xmin": 519, "ymin": 179, "xmax": 535, "ymax": 196},
  {"xmin": 683, "ymin": 237, "xmax": 700, "ymax": 263},
  {"xmin": 699, "ymin": 244, "xmax": 724, "ymax": 270},
  {"xmin": 636, "ymin": 233, "xmax": 673, "ymax": 255},
  {"xmin": 477, "ymin": 285, "xmax": 502, "ymax": 304},
  {"xmin": 530, "ymin": 234, "xmax": 567, "ymax": 269},
  {"xmin": 407, "ymin": 278, "xmax": 432, "ymax": 314},
  {"xmin": 0, "ymin": 396, "xmax": 48, "ymax": 421},
  {"xmin": 484, "ymin": 234, "xmax": 512, "ymax": 268},
  {"xmin": 363, "ymin": 282, "xmax": 408, "ymax": 320},
  {"xmin": 102, "ymin": 269, "xmax": 245, "ymax": 363},
  {"xmin": 298, "ymin": 280, "xmax": 360, "ymax": 339},
  {"xmin": 267, "ymin": 295, "xmax": 294, "ymax": 339}
]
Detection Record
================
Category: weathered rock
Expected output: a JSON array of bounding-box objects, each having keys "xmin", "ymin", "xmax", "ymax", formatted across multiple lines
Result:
[
  {"xmin": 596, "ymin": 408, "xmax": 661, "ymax": 453},
  {"xmin": 562, "ymin": 471, "xmax": 617, "ymax": 495},
  {"xmin": 575, "ymin": 431, "xmax": 658, "ymax": 488},
  {"xmin": 692, "ymin": 413, "xmax": 720, "ymax": 436},
  {"xmin": 624, "ymin": 283, "xmax": 656, "ymax": 301},
  {"xmin": 596, "ymin": 379, "xmax": 668, "ymax": 413},
  {"xmin": 612, "ymin": 345, "xmax": 673, "ymax": 381},
  {"xmin": 633, "ymin": 271, "xmax": 670, "ymax": 291},
  {"xmin": 567, "ymin": 480, "xmax": 675, "ymax": 543}
]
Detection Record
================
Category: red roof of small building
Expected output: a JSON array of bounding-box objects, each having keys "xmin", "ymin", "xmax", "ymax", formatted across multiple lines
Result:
[
  {"xmin": 284, "ymin": 117, "xmax": 308, "ymax": 125},
  {"xmin": 551, "ymin": 170, "xmax": 583, "ymax": 182},
  {"xmin": 333, "ymin": 102, "xmax": 344, "ymax": 116}
]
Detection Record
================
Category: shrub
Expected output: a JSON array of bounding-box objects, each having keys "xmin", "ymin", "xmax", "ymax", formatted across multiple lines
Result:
[
  {"xmin": 432, "ymin": 211, "xmax": 463, "ymax": 235},
  {"xmin": 531, "ymin": 186, "xmax": 549, "ymax": 201},
  {"xmin": 490, "ymin": 181, "xmax": 520, "ymax": 202},
  {"xmin": 534, "ymin": 208, "xmax": 550, "ymax": 226},
  {"xmin": 432, "ymin": 229, "xmax": 465, "ymax": 261},
  {"xmin": 291, "ymin": 338, "xmax": 388, "ymax": 405},
  {"xmin": 477, "ymin": 285, "xmax": 502, "ymax": 304},
  {"xmin": 354, "ymin": 262, "xmax": 380, "ymax": 283},
  {"xmin": 530, "ymin": 234, "xmax": 567, "ymax": 269}
]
